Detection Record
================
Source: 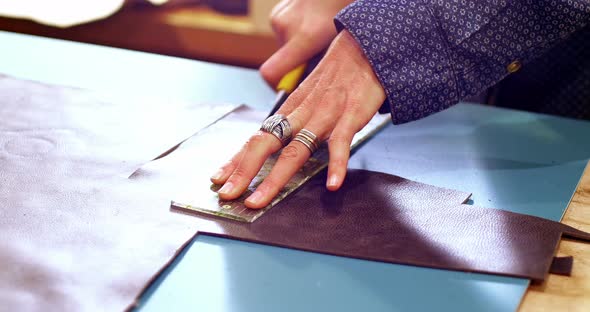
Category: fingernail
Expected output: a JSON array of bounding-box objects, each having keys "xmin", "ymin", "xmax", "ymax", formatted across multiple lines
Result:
[
  {"xmin": 210, "ymin": 169, "xmax": 224, "ymax": 181},
  {"xmin": 327, "ymin": 174, "xmax": 339, "ymax": 188},
  {"xmin": 246, "ymin": 191, "xmax": 263, "ymax": 205},
  {"xmin": 218, "ymin": 182, "xmax": 234, "ymax": 195}
]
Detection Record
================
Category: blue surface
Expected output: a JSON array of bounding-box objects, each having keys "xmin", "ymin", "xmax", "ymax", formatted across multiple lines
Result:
[
  {"xmin": 0, "ymin": 31, "xmax": 275, "ymax": 106},
  {"xmin": 3, "ymin": 31, "xmax": 590, "ymax": 312},
  {"xmin": 137, "ymin": 235, "xmax": 526, "ymax": 312},
  {"xmin": 350, "ymin": 104, "xmax": 590, "ymax": 221}
]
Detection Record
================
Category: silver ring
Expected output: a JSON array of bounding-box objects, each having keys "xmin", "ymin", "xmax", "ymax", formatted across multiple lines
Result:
[
  {"xmin": 260, "ymin": 114, "xmax": 292, "ymax": 145},
  {"xmin": 293, "ymin": 129, "xmax": 320, "ymax": 154}
]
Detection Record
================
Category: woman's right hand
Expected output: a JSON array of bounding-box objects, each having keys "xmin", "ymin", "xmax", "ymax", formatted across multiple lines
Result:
[
  {"xmin": 260, "ymin": 0, "xmax": 355, "ymax": 87},
  {"xmin": 212, "ymin": 30, "xmax": 387, "ymax": 209}
]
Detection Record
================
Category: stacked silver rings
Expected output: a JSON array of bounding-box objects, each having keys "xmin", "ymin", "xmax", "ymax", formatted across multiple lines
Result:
[
  {"xmin": 293, "ymin": 128, "xmax": 319, "ymax": 154},
  {"xmin": 260, "ymin": 114, "xmax": 292, "ymax": 145}
]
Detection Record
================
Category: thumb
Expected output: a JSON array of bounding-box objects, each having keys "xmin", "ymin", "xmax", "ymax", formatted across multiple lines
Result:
[{"xmin": 260, "ymin": 32, "xmax": 325, "ymax": 87}]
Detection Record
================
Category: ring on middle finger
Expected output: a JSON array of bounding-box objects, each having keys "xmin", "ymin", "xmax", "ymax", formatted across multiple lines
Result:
[
  {"xmin": 260, "ymin": 114, "xmax": 292, "ymax": 146},
  {"xmin": 293, "ymin": 128, "xmax": 320, "ymax": 154}
]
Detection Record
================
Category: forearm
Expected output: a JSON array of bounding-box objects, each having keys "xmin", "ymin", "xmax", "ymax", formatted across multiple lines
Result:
[{"xmin": 335, "ymin": 0, "xmax": 590, "ymax": 124}]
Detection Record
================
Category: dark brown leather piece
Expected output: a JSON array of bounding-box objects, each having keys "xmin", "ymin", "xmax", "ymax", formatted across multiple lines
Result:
[
  {"xmin": 172, "ymin": 169, "xmax": 590, "ymax": 282},
  {"xmin": 549, "ymin": 256, "xmax": 574, "ymax": 276},
  {"xmin": 0, "ymin": 75, "xmax": 236, "ymax": 311}
]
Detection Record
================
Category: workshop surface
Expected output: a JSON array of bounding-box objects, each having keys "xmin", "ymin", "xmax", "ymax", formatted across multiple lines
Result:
[{"xmin": 1, "ymin": 31, "xmax": 589, "ymax": 311}]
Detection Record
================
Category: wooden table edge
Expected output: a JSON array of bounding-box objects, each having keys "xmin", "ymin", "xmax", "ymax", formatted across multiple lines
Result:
[{"xmin": 519, "ymin": 161, "xmax": 590, "ymax": 311}]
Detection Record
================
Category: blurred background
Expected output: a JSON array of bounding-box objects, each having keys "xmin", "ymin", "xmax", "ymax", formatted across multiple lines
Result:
[
  {"xmin": 0, "ymin": 0, "xmax": 281, "ymax": 68},
  {"xmin": 4, "ymin": 0, "xmax": 585, "ymax": 118}
]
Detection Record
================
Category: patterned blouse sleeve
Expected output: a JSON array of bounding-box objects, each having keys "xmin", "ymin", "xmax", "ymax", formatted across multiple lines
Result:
[{"xmin": 334, "ymin": 0, "xmax": 590, "ymax": 124}]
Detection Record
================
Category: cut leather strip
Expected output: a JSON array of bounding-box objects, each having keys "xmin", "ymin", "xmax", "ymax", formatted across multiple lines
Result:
[
  {"xmin": 170, "ymin": 169, "xmax": 590, "ymax": 283},
  {"xmin": 549, "ymin": 256, "xmax": 574, "ymax": 276}
]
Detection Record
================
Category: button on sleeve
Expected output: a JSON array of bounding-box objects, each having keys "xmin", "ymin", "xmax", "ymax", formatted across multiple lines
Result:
[{"xmin": 507, "ymin": 61, "xmax": 522, "ymax": 73}]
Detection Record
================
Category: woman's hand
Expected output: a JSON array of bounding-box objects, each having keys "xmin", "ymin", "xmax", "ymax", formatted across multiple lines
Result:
[
  {"xmin": 210, "ymin": 30, "xmax": 387, "ymax": 209},
  {"xmin": 260, "ymin": 0, "xmax": 355, "ymax": 87}
]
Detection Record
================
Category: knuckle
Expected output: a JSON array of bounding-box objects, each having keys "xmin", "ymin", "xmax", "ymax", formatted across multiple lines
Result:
[
  {"xmin": 344, "ymin": 97, "xmax": 362, "ymax": 112},
  {"xmin": 279, "ymin": 145, "xmax": 301, "ymax": 161},
  {"xmin": 357, "ymin": 69, "xmax": 373, "ymax": 83},
  {"xmin": 270, "ymin": 15, "xmax": 288, "ymax": 33},
  {"xmin": 247, "ymin": 131, "xmax": 268, "ymax": 146}
]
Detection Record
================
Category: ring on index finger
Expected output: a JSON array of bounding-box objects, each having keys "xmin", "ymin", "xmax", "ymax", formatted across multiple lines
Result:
[{"xmin": 260, "ymin": 114, "xmax": 292, "ymax": 146}]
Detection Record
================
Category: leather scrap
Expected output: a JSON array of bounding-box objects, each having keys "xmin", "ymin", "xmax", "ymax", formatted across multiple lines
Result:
[{"xmin": 0, "ymin": 75, "xmax": 237, "ymax": 311}]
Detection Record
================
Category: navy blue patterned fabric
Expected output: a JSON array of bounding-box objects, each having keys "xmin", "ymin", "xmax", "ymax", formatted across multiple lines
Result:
[{"xmin": 334, "ymin": 0, "xmax": 590, "ymax": 124}]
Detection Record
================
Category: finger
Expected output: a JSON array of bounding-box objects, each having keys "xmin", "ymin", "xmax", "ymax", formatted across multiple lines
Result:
[
  {"xmin": 325, "ymin": 116, "xmax": 357, "ymax": 191},
  {"xmin": 269, "ymin": 0, "xmax": 295, "ymax": 43},
  {"xmin": 245, "ymin": 95, "xmax": 338, "ymax": 209},
  {"xmin": 210, "ymin": 142, "xmax": 247, "ymax": 184},
  {"xmin": 253, "ymin": 83, "xmax": 349, "ymax": 201},
  {"xmin": 219, "ymin": 93, "xmax": 312, "ymax": 201},
  {"xmin": 260, "ymin": 31, "xmax": 324, "ymax": 87},
  {"xmin": 217, "ymin": 131, "xmax": 282, "ymax": 200},
  {"xmin": 245, "ymin": 127, "xmax": 320, "ymax": 209}
]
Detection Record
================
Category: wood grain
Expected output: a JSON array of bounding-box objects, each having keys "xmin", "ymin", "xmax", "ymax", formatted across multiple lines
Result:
[{"xmin": 520, "ymin": 162, "xmax": 590, "ymax": 311}]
